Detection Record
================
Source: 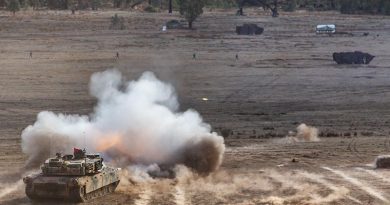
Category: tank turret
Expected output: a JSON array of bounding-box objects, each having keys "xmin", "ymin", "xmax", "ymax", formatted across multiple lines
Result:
[
  {"xmin": 41, "ymin": 148, "xmax": 103, "ymax": 176},
  {"xmin": 23, "ymin": 148, "xmax": 121, "ymax": 202}
]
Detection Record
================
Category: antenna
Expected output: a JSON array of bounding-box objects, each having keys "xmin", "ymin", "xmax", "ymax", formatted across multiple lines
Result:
[
  {"xmin": 82, "ymin": 131, "xmax": 87, "ymax": 165},
  {"xmin": 49, "ymin": 133, "xmax": 52, "ymax": 156},
  {"xmin": 83, "ymin": 131, "xmax": 86, "ymax": 150}
]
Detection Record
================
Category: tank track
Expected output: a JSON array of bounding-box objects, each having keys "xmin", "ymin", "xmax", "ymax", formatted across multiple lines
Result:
[
  {"xmin": 25, "ymin": 183, "xmax": 37, "ymax": 200},
  {"xmin": 26, "ymin": 181, "xmax": 120, "ymax": 202},
  {"xmin": 75, "ymin": 181, "xmax": 120, "ymax": 202}
]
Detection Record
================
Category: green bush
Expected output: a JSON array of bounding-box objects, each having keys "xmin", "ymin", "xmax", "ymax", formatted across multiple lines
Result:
[
  {"xmin": 205, "ymin": 0, "xmax": 236, "ymax": 8},
  {"xmin": 178, "ymin": 0, "xmax": 205, "ymax": 29},
  {"xmin": 110, "ymin": 14, "xmax": 126, "ymax": 30},
  {"xmin": 306, "ymin": 4, "xmax": 315, "ymax": 11},
  {"xmin": 29, "ymin": 0, "xmax": 38, "ymax": 9},
  {"xmin": 283, "ymin": 0, "xmax": 296, "ymax": 12},
  {"xmin": 19, "ymin": 0, "xmax": 27, "ymax": 7},
  {"xmin": 339, "ymin": 0, "xmax": 390, "ymax": 15},
  {"xmin": 47, "ymin": 0, "xmax": 68, "ymax": 9},
  {"xmin": 91, "ymin": 0, "xmax": 102, "ymax": 10},
  {"xmin": 7, "ymin": 0, "xmax": 20, "ymax": 14},
  {"xmin": 378, "ymin": 0, "xmax": 390, "ymax": 15},
  {"xmin": 166, "ymin": 19, "xmax": 183, "ymax": 29},
  {"xmin": 340, "ymin": 0, "xmax": 358, "ymax": 14},
  {"xmin": 144, "ymin": 5, "xmax": 158, "ymax": 12}
]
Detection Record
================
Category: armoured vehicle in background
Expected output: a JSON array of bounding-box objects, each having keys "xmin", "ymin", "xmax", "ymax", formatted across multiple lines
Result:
[
  {"xmin": 375, "ymin": 155, "xmax": 390, "ymax": 168},
  {"xmin": 23, "ymin": 148, "xmax": 120, "ymax": 202},
  {"xmin": 316, "ymin": 24, "xmax": 336, "ymax": 34}
]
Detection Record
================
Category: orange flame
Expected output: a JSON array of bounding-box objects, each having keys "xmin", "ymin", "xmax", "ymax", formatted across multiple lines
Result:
[{"xmin": 96, "ymin": 134, "xmax": 122, "ymax": 152}]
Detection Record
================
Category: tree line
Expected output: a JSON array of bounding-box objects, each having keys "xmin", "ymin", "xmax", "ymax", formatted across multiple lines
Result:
[
  {"xmin": 287, "ymin": 0, "xmax": 390, "ymax": 15},
  {"xmin": 1, "ymin": 0, "xmax": 389, "ymax": 15},
  {"xmin": 1, "ymin": 0, "xmax": 389, "ymax": 22},
  {"xmin": 0, "ymin": 0, "xmax": 186, "ymax": 10},
  {"xmin": 0, "ymin": 0, "xmax": 206, "ymax": 29},
  {"xmin": 239, "ymin": 0, "xmax": 390, "ymax": 15}
]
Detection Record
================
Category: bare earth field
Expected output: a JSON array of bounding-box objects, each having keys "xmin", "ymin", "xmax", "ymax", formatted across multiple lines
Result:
[{"xmin": 0, "ymin": 8, "xmax": 390, "ymax": 204}]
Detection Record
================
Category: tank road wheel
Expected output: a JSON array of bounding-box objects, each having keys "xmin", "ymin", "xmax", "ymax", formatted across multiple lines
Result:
[
  {"xmin": 109, "ymin": 181, "xmax": 120, "ymax": 193},
  {"xmin": 84, "ymin": 189, "xmax": 93, "ymax": 201},
  {"xmin": 77, "ymin": 186, "xmax": 88, "ymax": 202},
  {"xmin": 113, "ymin": 181, "xmax": 120, "ymax": 190},
  {"xmin": 99, "ymin": 187, "xmax": 105, "ymax": 196},
  {"xmin": 72, "ymin": 182, "xmax": 120, "ymax": 202},
  {"xmin": 108, "ymin": 183, "xmax": 115, "ymax": 193},
  {"xmin": 25, "ymin": 183, "xmax": 37, "ymax": 200}
]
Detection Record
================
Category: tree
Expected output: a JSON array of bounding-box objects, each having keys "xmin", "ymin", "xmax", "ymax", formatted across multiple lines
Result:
[
  {"xmin": 178, "ymin": 0, "xmax": 205, "ymax": 29},
  {"xmin": 91, "ymin": 0, "xmax": 102, "ymax": 10},
  {"xmin": 283, "ymin": 0, "xmax": 296, "ymax": 12},
  {"xmin": 168, "ymin": 0, "xmax": 172, "ymax": 13},
  {"xmin": 113, "ymin": 0, "xmax": 124, "ymax": 8},
  {"xmin": 47, "ymin": 0, "xmax": 68, "ymax": 9},
  {"xmin": 237, "ymin": 0, "xmax": 279, "ymax": 17},
  {"xmin": 379, "ymin": 0, "xmax": 390, "ymax": 15},
  {"xmin": 19, "ymin": 0, "xmax": 26, "ymax": 7},
  {"xmin": 30, "ymin": 0, "xmax": 41, "ymax": 10},
  {"xmin": 7, "ymin": 0, "xmax": 20, "ymax": 15},
  {"xmin": 110, "ymin": 14, "xmax": 126, "ymax": 30},
  {"xmin": 269, "ymin": 0, "xmax": 279, "ymax": 17}
]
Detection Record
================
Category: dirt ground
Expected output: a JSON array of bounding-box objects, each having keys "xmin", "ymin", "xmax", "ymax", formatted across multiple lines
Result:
[{"xmin": 0, "ymin": 8, "xmax": 390, "ymax": 205}]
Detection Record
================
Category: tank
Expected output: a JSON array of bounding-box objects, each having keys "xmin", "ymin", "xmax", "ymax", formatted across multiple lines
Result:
[
  {"xmin": 316, "ymin": 24, "xmax": 336, "ymax": 34},
  {"xmin": 23, "ymin": 148, "xmax": 121, "ymax": 202},
  {"xmin": 375, "ymin": 155, "xmax": 390, "ymax": 168}
]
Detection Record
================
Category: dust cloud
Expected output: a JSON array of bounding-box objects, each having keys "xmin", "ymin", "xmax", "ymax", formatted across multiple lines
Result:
[
  {"xmin": 295, "ymin": 123, "xmax": 320, "ymax": 141},
  {"xmin": 21, "ymin": 69, "xmax": 225, "ymax": 175},
  {"xmin": 117, "ymin": 166, "xmax": 355, "ymax": 204},
  {"xmin": 285, "ymin": 123, "xmax": 320, "ymax": 142},
  {"xmin": 0, "ymin": 180, "xmax": 23, "ymax": 200}
]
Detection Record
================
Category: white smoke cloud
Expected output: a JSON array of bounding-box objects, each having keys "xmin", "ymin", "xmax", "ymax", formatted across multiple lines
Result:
[
  {"xmin": 284, "ymin": 123, "xmax": 320, "ymax": 143},
  {"xmin": 295, "ymin": 123, "xmax": 319, "ymax": 142},
  {"xmin": 21, "ymin": 69, "xmax": 225, "ymax": 174},
  {"xmin": 0, "ymin": 180, "xmax": 23, "ymax": 200}
]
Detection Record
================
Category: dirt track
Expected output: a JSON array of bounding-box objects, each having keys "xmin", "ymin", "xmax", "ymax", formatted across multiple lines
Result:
[{"xmin": 0, "ymin": 8, "xmax": 390, "ymax": 204}]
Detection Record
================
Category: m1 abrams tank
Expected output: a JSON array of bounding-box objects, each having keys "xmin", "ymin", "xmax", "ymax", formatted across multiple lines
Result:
[{"xmin": 23, "ymin": 148, "xmax": 120, "ymax": 202}]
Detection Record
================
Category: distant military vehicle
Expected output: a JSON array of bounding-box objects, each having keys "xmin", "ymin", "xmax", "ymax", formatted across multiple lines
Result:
[
  {"xmin": 236, "ymin": 24, "xmax": 264, "ymax": 35},
  {"xmin": 316, "ymin": 24, "xmax": 336, "ymax": 34},
  {"xmin": 166, "ymin": 20, "xmax": 183, "ymax": 29},
  {"xmin": 23, "ymin": 148, "xmax": 120, "ymax": 202},
  {"xmin": 375, "ymin": 155, "xmax": 390, "ymax": 168},
  {"xmin": 333, "ymin": 51, "xmax": 375, "ymax": 64}
]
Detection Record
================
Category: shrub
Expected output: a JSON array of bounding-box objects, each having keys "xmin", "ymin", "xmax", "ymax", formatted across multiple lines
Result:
[
  {"xmin": 110, "ymin": 14, "xmax": 126, "ymax": 30},
  {"xmin": 378, "ymin": 0, "xmax": 390, "ymax": 15},
  {"xmin": 205, "ymin": 0, "xmax": 236, "ymax": 8},
  {"xmin": 283, "ymin": 0, "xmax": 296, "ymax": 12},
  {"xmin": 177, "ymin": 0, "xmax": 205, "ymax": 29},
  {"xmin": 144, "ymin": 5, "xmax": 158, "ymax": 12},
  {"xmin": 91, "ymin": 0, "xmax": 102, "ymax": 10},
  {"xmin": 166, "ymin": 19, "xmax": 183, "ymax": 29},
  {"xmin": 6, "ymin": 0, "xmax": 20, "ymax": 15}
]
